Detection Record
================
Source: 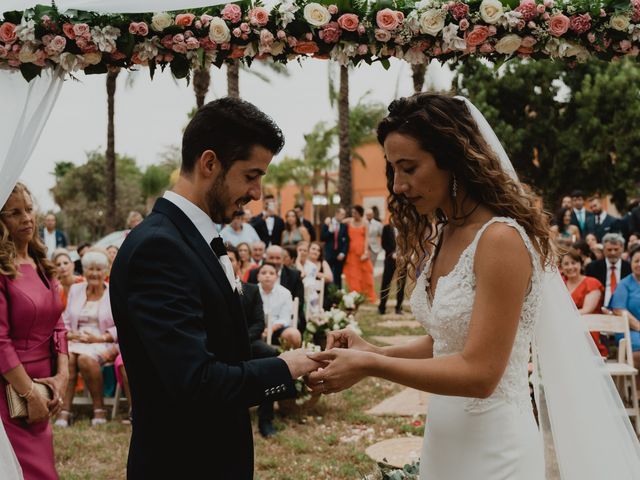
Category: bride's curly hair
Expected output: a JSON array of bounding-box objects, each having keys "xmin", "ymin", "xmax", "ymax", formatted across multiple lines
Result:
[
  {"xmin": 0, "ymin": 183, "xmax": 56, "ymax": 280},
  {"xmin": 377, "ymin": 93, "xmax": 555, "ymax": 282}
]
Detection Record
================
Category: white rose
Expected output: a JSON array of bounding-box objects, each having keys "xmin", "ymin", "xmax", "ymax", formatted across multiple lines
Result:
[
  {"xmin": 209, "ymin": 17, "xmax": 231, "ymax": 44},
  {"xmin": 609, "ymin": 15, "xmax": 629, "ymax": 32},
  {"xmin": 18, "ymin": 46, "xmax": 38, "ymax": 64},
  {"xmin": 303, "ymin": 3, "xmax": 331, "ymax": 27},
  {"xmin": 58, "ymin": 52, "xmax": 79, "ymax": 71},
  {"xmin": 560, "ymin": 40, "xmax": 589, "ymax": 61},
  {"xmin": 270, "ymin": 41, "xmax": 285, "ymax": 56},
  {"xmin": 151, "ymin": 12, "xmax": 173, "ymax": 32},
  {"xmin": 479, "ymin": 0, "xmax": 504, "ymax": 24},
  {"xmin": 419, "ymin": 9, "xmax": 446, "ymax": 36},
  {"xmin": 495, "ymin": 34, "xmax": 522, "ymax": 54}
]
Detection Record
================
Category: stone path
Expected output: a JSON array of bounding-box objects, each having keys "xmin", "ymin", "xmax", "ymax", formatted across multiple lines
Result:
[
  {"xmin": 365, "ymin": 437, "xmax": 423, "ymax": 468},
  {"xmin": 367, "ymin": 388, "xmax": 429, "ymax": 417},
  {"xmin": 371, "ymin": 335, "xmax": 422, "ymax": 347}
]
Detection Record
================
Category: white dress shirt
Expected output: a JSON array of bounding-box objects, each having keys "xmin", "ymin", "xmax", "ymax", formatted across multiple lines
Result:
[
  {"xmin": 43, "ymin": 229, "xmax": 57, "ymax": 259},
  {"xmin": 604, "ymin": 258, "xmax": 622, "ymax": 306},
  {"xmin": 259, "ymin": 283, "xmax": 293, "ymax": 328},
  {"xmin": 163, "ymin": 191, "xmax": 235, "ymax": 290},
  {"xmin": 266, "ymin": 215, "xmax": 275, "ymax": 235},
  {"xmin": 220, "ymin": 223, "xmax": 260, "ymax": 247}
]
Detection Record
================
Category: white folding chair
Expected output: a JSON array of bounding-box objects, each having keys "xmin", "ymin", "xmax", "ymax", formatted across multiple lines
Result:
[
  {"xmin": 71, "ymin": 363, "xmax": 127, "ymax": 420},
  {"xmin": 583, "ymin": 312, "xmax": 640, "ymax": 433}
]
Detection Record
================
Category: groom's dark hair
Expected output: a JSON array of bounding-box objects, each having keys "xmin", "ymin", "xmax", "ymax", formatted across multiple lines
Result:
[{"xmin": 181, "ymin": 97, "xmax": 284, "ymax": 174}]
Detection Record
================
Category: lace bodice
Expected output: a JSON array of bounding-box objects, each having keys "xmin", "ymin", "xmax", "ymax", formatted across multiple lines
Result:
[{"xmin": 410, "ymin": 217, "xmax": 542, "ymax": 412}]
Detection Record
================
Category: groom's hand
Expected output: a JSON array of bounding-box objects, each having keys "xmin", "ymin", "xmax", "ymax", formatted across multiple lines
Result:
[
  {"xmin": 279, "ymin": 349, "xmax": 325, "ymax": 379},
  {"xmin": 304, "ymin": 348, "xmax": 374, "ymax": 394}
]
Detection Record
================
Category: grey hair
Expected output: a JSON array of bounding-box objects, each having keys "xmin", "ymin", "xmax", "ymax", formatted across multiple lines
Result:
[
  {"xmin": 266, "ymin": 245, "xmax": 283, "ymax": 256},
  {"xmin": 251, "ymin": 241, "xmax": 266, "ymax": 250},
  {"xmin": 602, "ymin": 233, "xmax": 625, "ymax": 247},
  {"xmin": 81, "ymin": 250, "xmax": 110, "ymax": 270}
]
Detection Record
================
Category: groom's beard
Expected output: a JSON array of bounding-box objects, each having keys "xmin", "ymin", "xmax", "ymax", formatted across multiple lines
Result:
[{"xmin": 206, "ymin": 175, "xmax": 252, "ymax": 224}]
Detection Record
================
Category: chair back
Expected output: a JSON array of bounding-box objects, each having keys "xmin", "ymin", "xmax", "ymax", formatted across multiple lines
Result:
[
  {"xmin": 291, "ymin": 297, "xmax": 299, "ymax": 330},
  {"xmin": 583, "ymin": 312, "xmax": 632, "ymax": 367}
]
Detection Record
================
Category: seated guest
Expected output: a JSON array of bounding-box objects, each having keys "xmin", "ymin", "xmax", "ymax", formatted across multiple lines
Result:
[
  {"xmin": 585, "ymin": 233, "xmax": 598, "ymax": 250},
  {"xmin": 53, "ymin": 248, "xmax": 84, "ymax": 309},
  {"xmin": 226, "ymin": 246, "xmax": 278, "ymax": 437},
  {"xmin": 571, "ymin": 240, "xmax": 594, "ymax": 268},
  {"xmin": 247, "ymin": 245, "xmax": 305, "ymax": 333},
  {"xmin": 56, "ymin": 249, "xmax": 119, "ymax": 427},
  {"xmin": 257, "ymin": 263, "xmax": 301, "ymax": 349},
  {"xmin": 295, "ymin": 241, "xmax": 310, "ymax": 275},
  {"xmin": 623, "ymin": 233, "xmax": 640, "ymax": 261},
  {"xmin": 307, "ymin": 241, "xmax": 334, "ymax": 312},
  {"xmin": 585, "ymin": 232, "xmax": 631, "ymax": 307},
  {"xmin": 610, "ymin": 245, "xmax": 640, "ymax": 387},
  {"xmin": 220, "ymin": 211, "xmax": 260, "ymax": 247},
  {"xmin": 560, "ymin": 250, "xmax": 607, "ymax": 356},
  {"xmin": 250, "ymin": 240, "xmax": 266, "ymax": 265},
  {"xmin": 236, "ymin": 242, "xmax": 258, "ymax": 282},
  {"xmin": 282, "ymin": 246, "xmax": 297, "ymax": 269}
]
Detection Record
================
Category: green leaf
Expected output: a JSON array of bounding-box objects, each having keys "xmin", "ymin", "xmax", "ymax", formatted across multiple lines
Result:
[
  {"xmin": 170, "ymin": 55, "xmax": 190, "ymax": 79},
  {"xmin": 34, "ymin": 4, "xmax": 57, "ymax": 18},
  {"xmin": 149, "ymin": 60, "xmax": 157, "ymax": 80},
  {"xmin": 116, "ymin": 32, "xmax": 136, "ymax": 57},
  {"xmin": 196, "ymin": 47, "xmax": 205, "ymax": 69},
  {"xmin": 501, "ymin": 0, "xmax": 520, "ymax": 9},
  {"xmin": 2, "ymin": 10, "xmax": 23, "ymax": 24},
  {"xmin": 84, "ymin": 63, "xmax": 108, "ymax": 75},
  {"xmin": 20, "ymin": 63, "xmax": 42, "ymax": 82},
  {"xmin": 380, "ymin": 58, "xmax": 391, "ymax": 70}
]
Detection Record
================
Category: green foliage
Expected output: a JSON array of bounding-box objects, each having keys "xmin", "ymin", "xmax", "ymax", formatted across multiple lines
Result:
[
  {"xmin": 454, "ymin": 58, "xmax": 640, "ymax": 208},
  {"xmin": 50, "ymin": 150, "xmax": 145, "ymax": 243}
]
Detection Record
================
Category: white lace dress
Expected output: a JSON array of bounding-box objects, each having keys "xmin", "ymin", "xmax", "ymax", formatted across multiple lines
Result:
[{"xmin": 410, "ymin": 217, "xmax": 545, "ymax": 479}]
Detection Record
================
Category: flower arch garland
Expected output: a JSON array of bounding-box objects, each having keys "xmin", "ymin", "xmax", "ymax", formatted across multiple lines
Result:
[{"xmin": 0, "ymin": 0, "xmax": 638, "ymax": 82}]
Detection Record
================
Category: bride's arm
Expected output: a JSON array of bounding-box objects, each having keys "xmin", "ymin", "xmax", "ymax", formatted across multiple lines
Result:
[
  {"xmin": 310, "ymin": 225, "xmax": 530, "ymax": 398},
  {"xmin": 379, "ymin": 335, "xmax": 433, "ymax": 359}
]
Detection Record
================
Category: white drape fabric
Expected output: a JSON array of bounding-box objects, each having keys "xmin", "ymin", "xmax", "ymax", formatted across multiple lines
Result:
[
  {"xmin": 458, "ymin": 95, "xmax": 640, "ymax": 479},
  {"xmin": 0, "ymin": 419, "xmax": 23, "ymax": 479},
  {"xmin": 0, "ymin": 68, "xmax": 64, "ymax": 208},
  {"xmin": 55, "ymin": 0, "xmax": 228, "ymax": 13}
]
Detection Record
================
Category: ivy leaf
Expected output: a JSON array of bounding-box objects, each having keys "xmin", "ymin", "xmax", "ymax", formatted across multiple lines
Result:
[
  {"xmin": 149, "ymin": 59, "xmax": 156, "ymax": 80},
  {"xmin": 116, "ymin": 32, "xmax": 136, "ymax": 57},
  {"xmin": 34, "ymin": 5, "xmax": 57, "ymax": 18},
  {"xmin": 380, "ymin": 58, "xmax": 391, "ymax": 70},
  {"xmin": 20, "ymin": 63, "xmax": 42, "ymax": 82},
  {"xmin": 2, "ymin": 10, "xmax": 23, "ymax": 24},
  {"xmin": 170, "ymin": 54, "xmax": 190, "ymax": 79}
]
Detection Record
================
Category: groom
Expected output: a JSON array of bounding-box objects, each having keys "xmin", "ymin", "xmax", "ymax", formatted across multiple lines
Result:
[{"xmin": 110, "ymin": 98, "xmax": 319, "ymax": 479}]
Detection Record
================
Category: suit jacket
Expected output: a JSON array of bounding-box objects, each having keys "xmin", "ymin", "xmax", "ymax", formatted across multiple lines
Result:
[
  {"xmin": 63, "ymin": 282, "xmax": 117, "ymax": 341},
  {"xmin": 250, "ymin": 213, "xmax": 285, "ymax": 246},
  {"xmin": 570, "ymin": 209, "xmax": 595, "ymax": 237},
  {"xmin": 585, "ymin": 258, "xmax": 631, "ymax": 288},
  {"xmin": 381, "ymin": 224, "xmax": 396, "ymax": 256},
  {"xmin": 39, "ymin": 228, "xmax": 67, "ymax": 248},
  {"xmin": 109, "ymin": 198, "xmax": 294, "ymax": 480},
  {"xmin": 320, "ymin": 222, "xmax": 349, "ymax": 262},
  {"xmin": 247, "ymin": 265, "xmax": 305, "ymax": 332},
  {"xmin": 593, "ymin": 214, "xmax": 623, "ymax": 242},
  {"xmin": 241, "ymin": 282, "xmax": 265, "ymax": 343}
]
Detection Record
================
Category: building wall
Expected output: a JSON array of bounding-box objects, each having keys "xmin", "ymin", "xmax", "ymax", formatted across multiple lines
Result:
[{"xmin": 351, "ymin": 142, "xmax": 389, "ymax": 222}]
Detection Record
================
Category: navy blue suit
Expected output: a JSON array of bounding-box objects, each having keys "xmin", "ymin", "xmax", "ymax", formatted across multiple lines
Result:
[
  {"xmin": 39, "ymin": 228, "xmax": 68, "ymax": 248},
  {"xmin": 321, "ymin": 222, "xmax": 349, "ymax": 288},
  {"xmin": 109, "ymin": 198, "xmax": 295, "ymax": 479}
]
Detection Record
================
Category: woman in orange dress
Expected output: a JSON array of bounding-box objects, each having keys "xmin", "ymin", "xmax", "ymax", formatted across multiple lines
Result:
[{"xmin": 342, "ymin": 205, "xmax": 377, "ymax": 302}]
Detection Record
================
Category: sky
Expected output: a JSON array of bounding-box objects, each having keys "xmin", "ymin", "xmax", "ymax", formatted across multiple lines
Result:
[{"xmin": 21, "ymin": 58, "xmax": 453, "ymax": 212}]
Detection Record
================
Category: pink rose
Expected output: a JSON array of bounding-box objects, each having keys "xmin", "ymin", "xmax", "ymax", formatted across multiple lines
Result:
[
  {"xmin": 42, "ymin": 35, "xmax": 53, "ymax": 46},
  {"xmin": 184, "ymin": 30, "xmax": 194, "ymax": 38},
  {"xmin": 587, "ymin": 32, "xmax": 596, "ymax": 43},
  {"xmin": 186, "ymin": 37, "xmax": 200, "ymax": 49},
  {"xmin": 131, "ymin": 52, "xmax": 144, "ymax": 64},
  {"xmin": 222, "ymin": 4, "xmax": 243, "ymax": 23},
  {"xmin": 517, "ymin": 19, "xmax": 526, "ymax": 29},
  {"xmin": 72, "ymin": 23, "xmax": 90, "ymax": 39},
  {"xmin": 376, "ymin": 8, "xmax": 400, "ymax": 31},
  {"xmin": 357, "ymin": 44, "xmax": 368, "ymax": 55},
  {"xmin": 488, "ymin": 25, "xmax": 497, "ymax": 35},
  {"xmin": 172, "ymin": 42, "xmax": 187, "ymax": 54},
  {"xmin": 260, "ymin": 29, "xmax": 274, "ymax": 45},
  {"xmin": 543, "ymin": 0, "xmax": 554, "ymax": 7},
  {"xmin": 277, "ymin": 30, "xmax": 286, "ymax": 40},
  {"xmin": 305, "ymin": 32, "xmax": 313, "ymax": 40},
  {"xmin": 200, "ymin": 37, "xmax": 217, "ymax": 50},
  {"xmin": 49, "ymin": 35, "xmax": 67, "ymax": 53},
  {"xmin": 319, "ymin": 22, "xmax": 341, "ymax": 43},
  {"xmin": 195, "ymin": 20, "xmax": 203, "ymax": 29},
  {"xmin": 536, "ymin": 4, "xmax": 546, "ymax": 14},
  {"xmin": 548, "ymin": 13, "xmax": 570, "ymax": 37},
  {"xmin": 200, "ymin": 14, "xmax": 214, "ymax": 27},
  {"xmin": 517, "ymin": 46, "xmax": 534, "ymax": 56},
  {"xmin": 62, "ymin": 23, "xmax": 76, "ymax": 39},
  {"xmin": 374, "ymin": 28, "xmax": 392, "ymax": 42},
  {"xmin": 161, "ymin": 35, "xmax": 174, "ymax": 49},
  {"xmin": 240, "ymin": 22, "xmax": 250, "ymax": 33},
  {"xmin": 521, "ymin": 35, "xmax": 537, "ymax": 47},
  {"xmin": 233, "ymin": 27, "xmax": 242, "ymax": 37},
  {"xmin": 396, "ymin": 11, "xmax": 405, "ymax": 23},
  {"xmin": 137, "ymin": 22, "xmax": 149, "ymax": 36},
  {"xmin": 0, "ymin": 22, "xmax": 17, "ymax": 43},
  {"xmin": 515, "ymin": 0, "xmax": 537, "ymax": 21},
  {"xmin": 632, "ymin": 0, "xmax": 640, "ymax": 22},
  {"xmin": 229, "ymin": 45, "xmax": 245, "ymax": 58},
  {"xmin": 357, "ymin": 24, "xmax": 366, "ymax": 35},
  {"xmin": 241, "ymin": 33, "xmax": 249, "ymax": 40},
  {"xmin": 293, "ymin": 41, "xmax": 319, "ymax": 54},
  {"xmin": 76, "ymin": 37, "xmax": 97, "ymax": 53},
  {"xmin": 619, "ymin": 40, "xmax": 632, "ymax": 51},
  {"xmin": 249, "ymin": 7, "xmax": 269, "ymax": 27},
  {"xmin": 0, "ymin": 45, "xmax": 7, "ymax": 58},
  {"xmin": 600, "ymin": 9, "xmax": 606, "ymax": 17},
  {"xmin": 569, "ymin": 13, "xmax": 591, "ymax": 34},
  {"xmin": 337, "ymin": 13, "xmax": 359, "ymax": 32},
  {"xmin": 528, "ymin": 21, "xmax": 536, "ymax": 29},
  {"xmin": 328, "ymin": 5, "xmax": 338, "ymax": 15},
  {"xmin": 465, "ymin": 25, "xmax": 490, "ymax": 47},
  {"xmin": 459, "ymin": 19, "xmax": 470, "ymax": 31},
  {"xmin": 287, "ymin": 36, "xmax": 298, "ymax": 47},
  {"xmin": 175, "ymin": 13, "xmax": 196, "ymax": 27},
  {"xmin": 479, "ymin": 42, "xmax": 494, "ymax": 53},
  {"xmin": 173, "ymin": 33, "xmax": 185, "ymax": 43},
  {"xmin": 129, "ymin": 22, "xmax": 139, "ymax": 34},
  {"xmin": 450, "ymin": 2, "xmax": 469, "ymax": 20},
  {"xmin": 542, "ymin": 13, "xmax": 550, "ymax": 20}
]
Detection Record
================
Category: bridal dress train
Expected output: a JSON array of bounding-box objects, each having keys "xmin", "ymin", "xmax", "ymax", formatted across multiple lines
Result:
[{"xmin": 411, "ymin": 217, "xmax": 545, "ymax": 479}]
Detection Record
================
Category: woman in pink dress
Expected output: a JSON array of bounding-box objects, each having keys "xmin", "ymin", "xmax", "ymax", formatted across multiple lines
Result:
[{"xmin": 0, "ymin": 183, "xmax": 69, "ymax": 480}]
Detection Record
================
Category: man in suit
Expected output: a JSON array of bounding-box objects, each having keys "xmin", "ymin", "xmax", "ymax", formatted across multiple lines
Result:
[
  {"xmin": 585, "ymin": 232, "xmax": 631, "ymax": 307},
  {"xmin": 247, "ymin": 245, "xmax": 305, "ymax": 333},
  {"xmin": 570, "ymin": 190, "xmax": 595, "ymax": 238},
  {"xmin": 226, "ymin": 245, "xmax": 280, "ymax": 438},
  {"xmin": 378, "ymin": 224, "xmax": 406, "ymax": 315},
  {"xmin": 321, "ymin": 207, "xmax": 349, "ymax": 288},
  {"xmin": 109, "ymin": 98, "xmax": 319, "ymax": 479},
  {"xmin": 40, "ymin": 213, "xmax": 68, "ymax": 258},
  {"xmin": 294, "ymin": 203, "xmax": 316, "ymax": 242},
  {"xmin": 589, "ymin": 196, "xmax": 623, "ymax": 242},
  {"xmin": 251, "ymin": 194, "xmax": 285, "ymax": 246}
]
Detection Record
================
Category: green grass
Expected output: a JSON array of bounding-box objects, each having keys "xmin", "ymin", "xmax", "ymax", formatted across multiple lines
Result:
[{"xmin": 54, "ymin": 307, "xmax": 421, "ymax": 479}]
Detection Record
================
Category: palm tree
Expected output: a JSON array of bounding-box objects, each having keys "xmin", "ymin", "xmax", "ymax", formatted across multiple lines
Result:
[
  {"xmin": 193, "ymin": 68, "xmax": 211, "ymax": 108},
  {"xmin": 337, "ymin": 65, "xmax": 351, "ymax": 208},
  {"xmin": 105, "ymin": 67, "xmax": 120, "ymax": 232},
  {"xmin": 262, "ymin": 157, "xmax": 304, "ymax": 209},
  {"xmin": 227, "ymin": 61, "xmax": 240, "ymax": 98},
  {"xmin": 412, "ymin": 64, "xmax": 427, "ymax": 94}
]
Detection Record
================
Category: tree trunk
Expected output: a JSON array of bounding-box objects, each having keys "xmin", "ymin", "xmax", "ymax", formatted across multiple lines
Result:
[
  {"xmin": 193, "ymin": 68, "xmax": 211, "ymax": 108},
  {"xmin": 227, "ymin": 61, "xmax": 240, "ymax": 98},
  {"xmin": 337, "ymin": 65, "xmax": 352, "ymax": 209},
  {"xmin": 412, "ymin": 64, "xmax": 427, "ymax": 94},
  {"xmin": 105, "ymin": 68, "xmax": 119, "ymax": 233}
]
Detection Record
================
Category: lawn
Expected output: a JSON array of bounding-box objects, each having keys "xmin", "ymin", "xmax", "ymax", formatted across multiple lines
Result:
[{"xmin": 54, "ymin": 306, "xmax": 425, "ymax": 480}]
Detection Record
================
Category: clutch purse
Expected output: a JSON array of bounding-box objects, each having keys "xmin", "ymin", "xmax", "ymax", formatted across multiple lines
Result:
[{"xmin": 5, "ymin": 382, "xmax": 52, "ymax": 419}]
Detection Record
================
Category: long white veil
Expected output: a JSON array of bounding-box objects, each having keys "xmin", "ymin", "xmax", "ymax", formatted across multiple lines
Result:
[{"xmin": 457, "ymin": 96, "xmax": 640, "ymax": 479}]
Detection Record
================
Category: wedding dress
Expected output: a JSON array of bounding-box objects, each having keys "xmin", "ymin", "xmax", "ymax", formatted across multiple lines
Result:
[{"xmin": 411, "ymin": 216, "xmax": 545, "ymax": 479}]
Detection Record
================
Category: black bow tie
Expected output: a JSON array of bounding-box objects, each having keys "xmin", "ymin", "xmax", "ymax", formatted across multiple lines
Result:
[{"xmin": 210, "ymin": 237, "xmax": 227, "ymax": 258}]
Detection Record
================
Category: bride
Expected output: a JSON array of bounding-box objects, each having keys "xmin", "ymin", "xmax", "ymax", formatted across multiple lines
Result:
[{"xmin": 307, "ymin": 93, "xmax": 640, "ymax": 479}]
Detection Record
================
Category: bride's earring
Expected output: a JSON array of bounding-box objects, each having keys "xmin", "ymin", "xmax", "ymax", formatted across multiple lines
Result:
[{"xmin": 452, "ymin": 174, "xmax": 458, "ymax": 198}]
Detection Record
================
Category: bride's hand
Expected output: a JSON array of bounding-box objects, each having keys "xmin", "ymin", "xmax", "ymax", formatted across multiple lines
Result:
[
  {"xmin": 305, "ymin": 348, "xmax": 374, "ymax": 394},
  {"xmin": 326, "ymin": 329, "xmax": 381, "ymax": 354}
]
